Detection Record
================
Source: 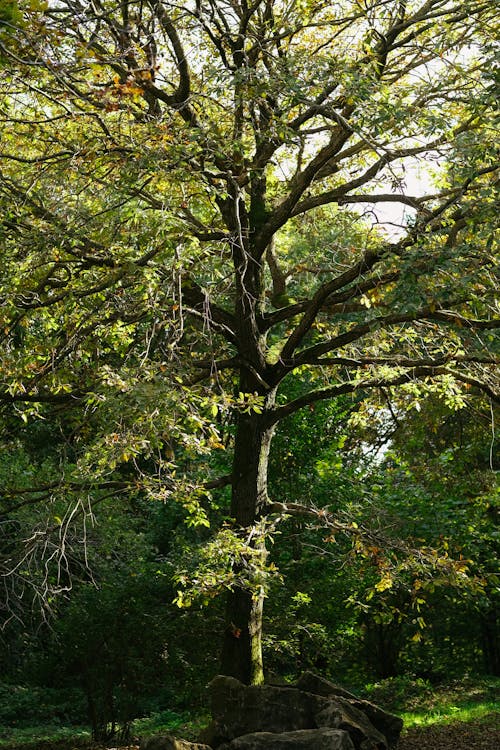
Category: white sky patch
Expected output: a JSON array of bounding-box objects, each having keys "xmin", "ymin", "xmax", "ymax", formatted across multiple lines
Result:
[{"xmin": 354, "ymin": 158, "xmax": 437, "ymax": 239}]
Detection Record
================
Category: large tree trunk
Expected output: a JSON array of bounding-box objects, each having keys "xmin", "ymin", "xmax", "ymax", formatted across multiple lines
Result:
[
  {"xmin": 218, "ymin": 179, "xmax": 276, "ymax": 683},
  {"xmin": 220, "ymin": 387, "xmax": 276, "ymax": 684},
  {"xmin": 221, "ymin": 586, "xmax": 265, "ymax": 685}
]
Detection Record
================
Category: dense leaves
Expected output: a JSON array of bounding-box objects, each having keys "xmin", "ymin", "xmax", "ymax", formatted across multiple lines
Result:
[{"xmin": 0, "ymin": 0, "xmax": 498, "ymax": 692}]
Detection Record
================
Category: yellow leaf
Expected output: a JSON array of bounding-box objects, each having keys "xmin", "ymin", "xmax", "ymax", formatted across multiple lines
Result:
[{"xmin": 375, "ymin": 574, "xmax": 393, "ymax": 592}]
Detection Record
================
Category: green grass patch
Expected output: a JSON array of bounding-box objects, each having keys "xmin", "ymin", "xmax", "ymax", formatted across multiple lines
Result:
[
  {"xmin": 401, "ymin": 701, "xmax": 500, "ymax": 728},
  {"xmin": 362, "ymin": 674, "xmax": 499, "ymax": 732},
  {"xmin": 0, "ymin": 711, "xmax": 208, "ymax": 749},
  {"xmin": 132, "ymin": 710, "xmax": 209, "ymax": 742},
  {"xmin": 132, "ymin": 709, "xmax": 189, "ymax": 735},
  {"xmin": 363, "ymin": 674, "xmax": 499, "ymax": 709},
  {"xmin": 0, "ymin": 724, "xmax": 90, "ymax": 748}
]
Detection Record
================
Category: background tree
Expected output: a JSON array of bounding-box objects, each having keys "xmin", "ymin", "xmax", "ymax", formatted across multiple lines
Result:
[{"xmin": 0, "ymin": 0, "xmax": 498, "ymax": 686}]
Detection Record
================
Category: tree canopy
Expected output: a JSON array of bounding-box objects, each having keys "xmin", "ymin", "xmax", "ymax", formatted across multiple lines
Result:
[{"xmin": 0, "ymin": 0, "xmax": 498, "ymax": 685}]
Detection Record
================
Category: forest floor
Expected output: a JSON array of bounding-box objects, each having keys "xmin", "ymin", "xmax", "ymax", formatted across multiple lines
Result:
[
  {"xmin": 0, "ymin": 677, "xmax": 498, "ymax": 750},
  {"xmin": 1, "ymin": 714, "xmax": 499, "ymax": 750},
  {"xmin": 398, "ymin": 713, "xmax": 500, "ymax": 749}
]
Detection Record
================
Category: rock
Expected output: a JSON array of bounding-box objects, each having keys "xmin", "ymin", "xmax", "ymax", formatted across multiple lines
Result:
[
  {"xmin": 140, "ymin": 734, "xmax": 212, "ymax": 750},
  {"xmin": 296, "ymin": 672, "xmax": 358, "ymax": 700},
  {"xmin": 315, "ymin": 700, "xmax": 387, "ymax": 749},
  {"xmin": 197, "ymin": 721, "xmax": 219, "ymax": 748},
  {"xmin": 297, "ymin": 672, "xmax": 403, "ymax": 748},
  {"xmin": 218, "ymin": 728, "xmax": 355, "ymax": 749},
  {"xmin": 349, "ymin": 701, "xmax": 402, "ymax": 749},
  {"xmin": 265, "ymin": 671, "xmax": 290, "ymax": 685},
  {"xmin": 209, "ymin": 675, "xmax": 329, "ymax": 742},
  {"xmin": 207, "ymin": 673, "xmax": 402, "ymax": 750}
]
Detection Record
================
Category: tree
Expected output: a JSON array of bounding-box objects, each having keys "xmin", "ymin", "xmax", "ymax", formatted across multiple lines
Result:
[
  {"xmin": 0, "ymin": 0, "xmax": 498, "ymax": 685},
  {"xmin": 381, "ymin": 395, "xmax": 500, "ymax": 677}
]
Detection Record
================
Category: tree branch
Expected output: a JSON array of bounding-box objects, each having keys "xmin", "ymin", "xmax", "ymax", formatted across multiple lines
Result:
[
  {"xmin": 261, "ymin": 271, "xmax": 399, "ymax": 331},
  {"xmin": 276, "ymin": 249, "xmax": 382, "ymax": 362},
  {"xmin": 268, "ymin": 365, "xmax": 500, "ymax": 426},
  {"xmin": 147, "ymin": 1, "xmax": 193, "ymax": 115},
  {"xmin": 181, "ymin": 277, "xmax": 237, "ymax": 344},
  {"xmin": 289, "ymin": 306, "xmax": 499, "ymax": 370},
  {"xmin": 291, "ymin": 118, "xmax": 479, "ymax": 217}
]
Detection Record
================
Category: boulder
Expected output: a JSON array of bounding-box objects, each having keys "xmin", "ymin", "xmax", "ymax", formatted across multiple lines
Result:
[
  {"xmin": 197, "ymin": 721, "xmax": 220, "ymax": 748},
  {"xmin": 297, "ymin": 672, "xmax": 403, "ymax": 748},
  {"xmin": 140, "ymin": 734, "xmax": 212, "ymax": 750},
  {"xmin": 296, "ymin": 672, "xmax": 358, "ymax": 700},
  {"xmin": 209, "ymin": 675, "xmax": 329, "ymax": 742},
  {"xmin": 218, "ymin": 728, "xmax": 355, "ymax": 750},
  {"xmin": 315, "ymin": 700, "xmax": 387, "ymax": 749},
  {"xmin": 206, "ymin": 673, "xmax": 403, "ymax": 750}
]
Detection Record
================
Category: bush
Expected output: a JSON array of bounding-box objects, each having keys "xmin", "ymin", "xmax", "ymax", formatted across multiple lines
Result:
[
  {"xmin": 361, "ymin": 676, "xmax": 434, "ymax": 712},
  {"xmin": 0, "ymin": 683, "xmax": 87, "ymax": 726}
]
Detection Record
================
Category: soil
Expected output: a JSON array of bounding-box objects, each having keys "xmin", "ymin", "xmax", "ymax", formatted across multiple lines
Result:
[{"xmin": 398, "ymin": 714, "xmax": 500, "ymax": 749}]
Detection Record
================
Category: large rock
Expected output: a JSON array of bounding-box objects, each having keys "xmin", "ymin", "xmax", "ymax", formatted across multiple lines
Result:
[
  {"xmin": 209, "ymin": 675, "xmax": 329, "ymax": 741},
  {"xmin": 297, "ymin": 672, "xmax": 403, "ymax": 748},
  {"xmin": 206, "ymin": 675, "xmax": 399, "ymax": 750},
  {"xmin": 296, "ymin": 672, "xmax": 358, "ymax": 700},
  {"xmin": 140, "ymin": 734, "xmax": 212, "ymax": 750},
  {"xmin": 218, "ymin": 728, "xmax": 355, "ymax": 750},
  {"xmin": 315, "ymin": 700, "xmax": 387, "ymax": 750}
]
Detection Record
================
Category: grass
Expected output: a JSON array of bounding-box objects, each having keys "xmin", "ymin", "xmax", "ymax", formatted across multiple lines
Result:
[
  {"xmin": 0, "ymin": 724, "xmax": 91, "ymax": 748},
  {"xmin": 0, "ymin": 710, "xmax": 209, "ymax": 749},
  {"xmin": 131, "ymin": 709, "xmax": 210, "ymax": 741},
  {"xmin": 401, "ymin": 700, "xmax": 500, "ymax": 728},
  {"xmin": 362, "ymin": 674, "xmax": 499, "ymax": 731}
]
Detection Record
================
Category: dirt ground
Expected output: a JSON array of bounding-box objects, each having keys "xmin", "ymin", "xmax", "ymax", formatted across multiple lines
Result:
[{"xmin": 398, "ymin": 714, "xmax": 500, "ymax": 749}]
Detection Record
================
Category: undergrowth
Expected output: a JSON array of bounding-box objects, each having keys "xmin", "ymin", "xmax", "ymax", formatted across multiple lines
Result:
[
  {"xmin": 362, "ymin": 674, "xmax": 499, "ymax": 729},
  {"xmin": 0, "ymin": 675, "xmax": 498, "ymax": 747}
]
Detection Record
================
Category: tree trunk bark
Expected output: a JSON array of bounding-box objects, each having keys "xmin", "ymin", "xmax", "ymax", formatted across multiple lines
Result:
[
  {"xmin": 221, "ymin": 586, "xmax": 265, "ymax": 685},
  {"xmin": 481, "ymin": 603, "xmax": 500, "ymax": 676},
  {"xmin": 220, "ymin": 386, "xmax": 276, "ymax": 684}
]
